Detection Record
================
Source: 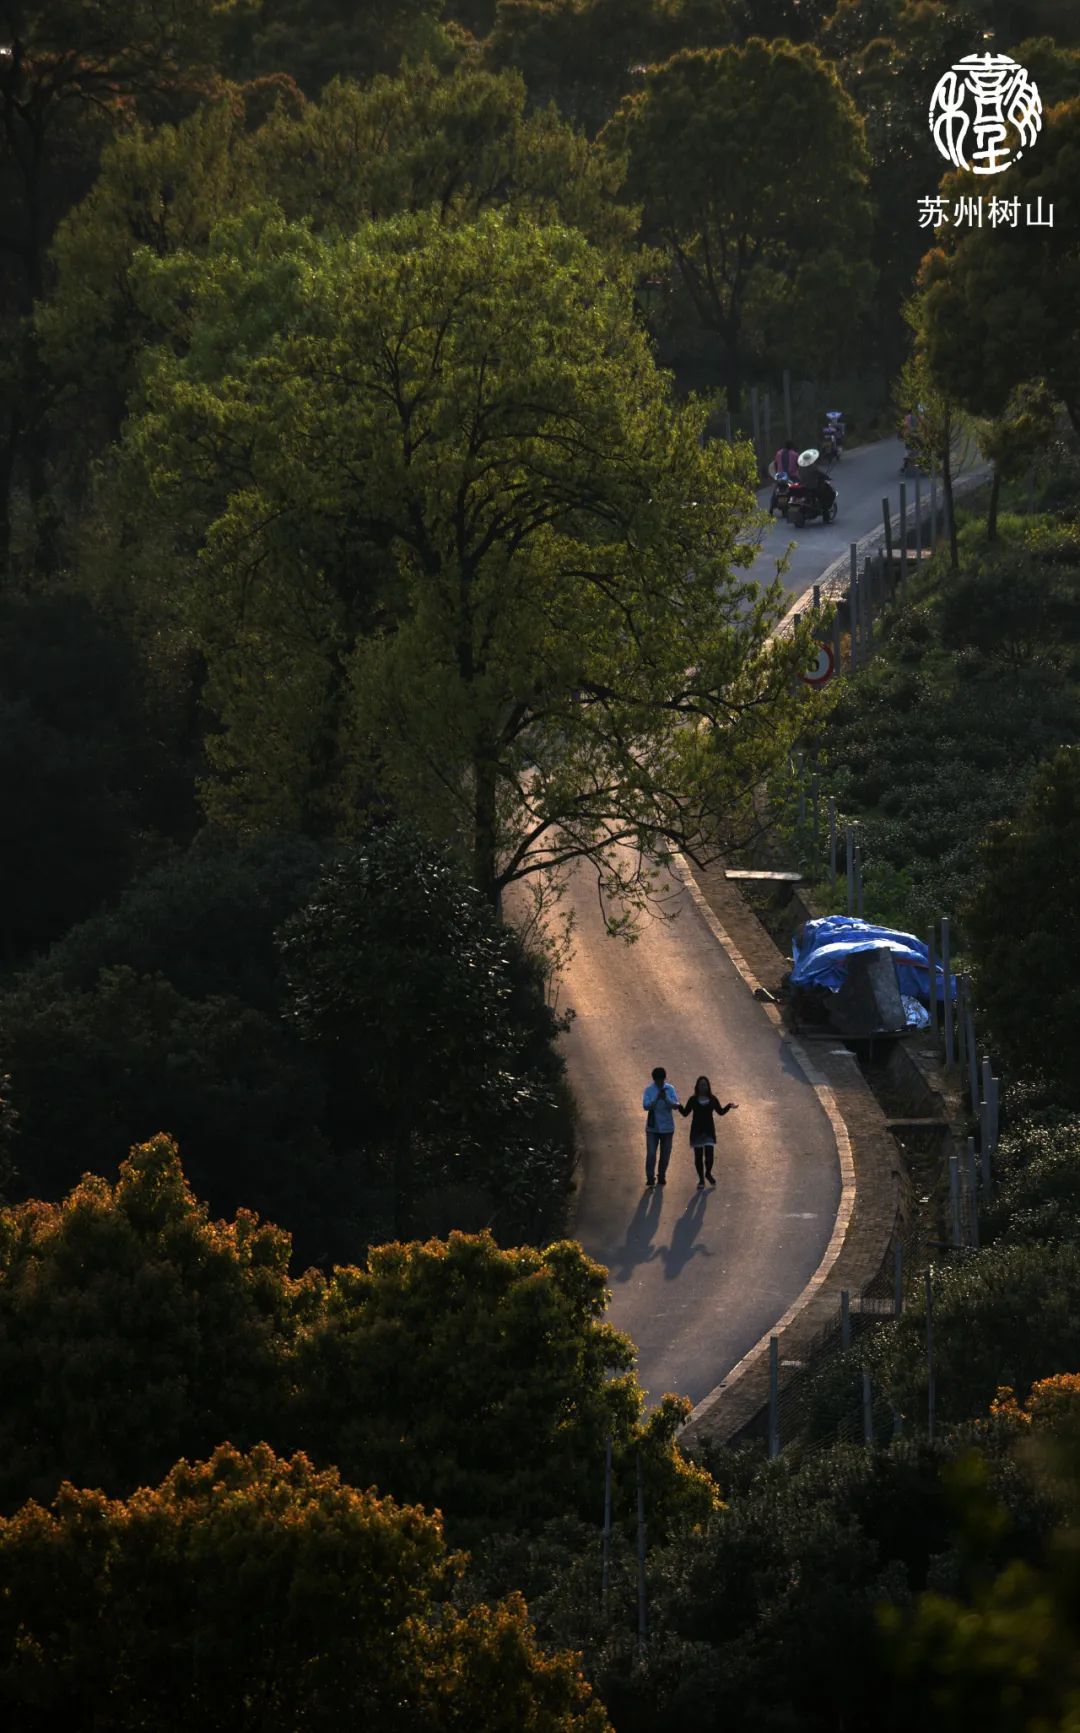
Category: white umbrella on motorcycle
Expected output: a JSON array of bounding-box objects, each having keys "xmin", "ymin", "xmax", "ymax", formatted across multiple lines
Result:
[{"xmin": 797, "ymin": 448, "xmax": 819, "ymax": 468}]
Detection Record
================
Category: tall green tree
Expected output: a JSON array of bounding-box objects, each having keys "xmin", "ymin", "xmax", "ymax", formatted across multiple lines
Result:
[
  {"xmin": 37, "ymin": 96, "xmax": 269, "ymax": 504},
  {"xmin": 294, "ymin": 1227, "xmax": 719, "ymax": 1541},
  {"xmin": 127, "ymin": 205, "xmax": 809, "ymax": 914},
  {"xmin": 0, "ymin": 1137, "xmax": 717, "ymax": 1534},
  {"xmin": 486, "ymin": 0, "xmax": 663, "ymax": 133},
  {"xmin": 251, "ymin": 63, "xmax": 636, "ymax": 249},
  {"xmin": 920, "ymin": 99, "xmax": 1080, "ymax": 437},
  {"xmin": 0, "ymin": 0, "xmax": 248, "ymax": 575},
  {"xmin": 279, "ymin": 824, "xmax": 574, "ymax": 1238},
  {"xmin": 820, "ymin": 1, "xmax": 979, "ymax": 378},
  {"xmin": 239, "ymin": 0, "xmax": 455, "ymax": 92},
  {"xmin": 895, "ymin": 293, "xmax": 972, "ymax": 569},
  {"xmin": 0, "ymin": 1134, "xmax": 314, "ymax": 1511},
  {"xmin": 0, "ymin": 1442, "xmax": 612, "ymax": 1732},
  {"xmin": 967, "ymin": 746, "xmax": 1080, "ymax": 1103},
  {"xmin": 602, "ymin": 38, "xmax": 875, "ymax": 407}
]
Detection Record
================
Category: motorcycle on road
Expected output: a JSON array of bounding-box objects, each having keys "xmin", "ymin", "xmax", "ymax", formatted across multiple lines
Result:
[{"xmin": 787, "ymin": 447, "xmax": 838, "ymax": 528}]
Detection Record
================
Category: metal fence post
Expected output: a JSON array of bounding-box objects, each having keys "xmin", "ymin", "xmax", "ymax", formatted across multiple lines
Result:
[
  {"xmin": 636, "ymin": 1449, "xmax": 647, "ymax": 1653},
  {"xmin": 829, "ymin": 797, "xmax": 837, "ymax": 890},
  {"xmin": 965, "ymin": 993, "xmax": 979, "ymax": 1119},
  {"xmin": 882, "ymin": 497, "xmax": 893, "ymax": 567},
  {"xmin": 813, "ymin": 582, "xmax": 821, "ymax": 612},
  {"xmin": 893, "ymin": 1240, "xmax": 903, "ymax": 1318},
  {"xmin": 811, "ymin": 773, "xmax": 820, "ymax": 849},
  {"xmin": 989, "ymin": 1073, "xmax": 1000, "ymax": 1153},
  {"xmin": 855, "ymin": 842, "xmax": 864, "ymax": 919},
  {"xmin": 925, "ymin": 1267, "xmax": 936, "ymax": 1441},
  {"xmin": 899, "ymin": 482, "xmax": 908, "ymax": 590},
  {"xmin": 927, "ymin": 928, "xmax": 939, "ymax": 1038},
  {"xmin": 940, "ymin": 917, "xmax": 954, "ymax": 1067},
  {"xmin": 949, "ymin": 1151, "xmax": 962, "ymax": 1248},
  {"xmin": 849, "ymin": 543, "xmax": 859, "ymax": 668},
  {"xmin": 965, "ymin": 1137, "xmax": 980, "ymax": 1248},
  {"xmin": 601, "ymin": 1438, "xmax": 613, "ymax": 1610},
  {"xmin": 841, "ymin": 1288, "xmax": 851, "ymax": 1350},
  {"xmin": 768, "ymin": 1335, "xmax": 780, "ymax": 1459},
  {"xmin": 930, "ymin": 467, "xmax": 938, "ymax": 556},
  {"xmin": 956, "ymin": 974, "xmax": 970, "ymax": 1095},
  {"xmin": 914, "ymin": 473, "xmax": 923, "ymax": 560},
  {"xmin": 863, "ymin": 1368, "xmax": 874, "ymax": 1445},
  {"xmin": 863, "ymin": 553, "xmax": 873, "ymax": 653},
  {"xmin": 833, "ymin": 606, "xmax": 842, "ymax": 677},
  {"xmin": 845, "ymin": 827, "xmax": 855, "ymax": 916}
]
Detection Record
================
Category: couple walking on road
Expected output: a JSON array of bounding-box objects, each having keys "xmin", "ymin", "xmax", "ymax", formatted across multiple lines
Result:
[{"xmin": 642, "ymin": 1066, "xmax": 738, "ymax": 1190}]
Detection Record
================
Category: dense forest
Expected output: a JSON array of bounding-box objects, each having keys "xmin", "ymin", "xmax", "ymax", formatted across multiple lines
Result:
[{"xmin": 1, "ymin": 1, "xmax": 1079, "ymax": 1726}]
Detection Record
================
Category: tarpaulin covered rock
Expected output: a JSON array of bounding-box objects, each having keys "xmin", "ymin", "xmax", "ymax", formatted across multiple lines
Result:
[{"xmin": 788, "ymin": 916, "xmax": 955, "ymax": 1036}]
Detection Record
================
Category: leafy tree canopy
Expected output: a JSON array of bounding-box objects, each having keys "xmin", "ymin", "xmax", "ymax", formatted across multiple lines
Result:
[
  {"xmin": 967, "ymin": 745, "xmax": 1080, "ymax": 1101},
  {"xmin": 239, "ymin": 0, "xmax": 456, "ymax": 94},
  {"xmin": 0, "ymin": 1137, "xmax": 717, "ymax": 1537},
  {"xmin": 125, "ymin": 204, "xmax": 808, "ymax": 912},
  {"xmin": 0, "ymin": 1135, "xmax": 314, "ymax": 1511},
  {"xmin": 602, "ymin": 38, "xmax": 875, "ymax": 402},
  {"xmin": 0, "ymin": 1441, "xmax": 612, "ymax": 1731},
  {"xmin": 920, "ymin": 98, "xmax": 1080, "ymax": 435}
]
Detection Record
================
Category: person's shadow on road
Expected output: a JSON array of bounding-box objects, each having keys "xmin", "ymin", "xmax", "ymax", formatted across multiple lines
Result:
[
  {"xmin": 609, "ymin": 1188, "xmax": 664, "ymax": 1283},
  {"xmin": 658, "ymin": 1191, "xmax": 712, "ymax": 1281}
]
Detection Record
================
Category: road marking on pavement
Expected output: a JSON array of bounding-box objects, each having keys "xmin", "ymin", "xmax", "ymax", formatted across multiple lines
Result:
[{"xmin": 669, "ymin": 851, "xmax": 856, "ymax": 1435}]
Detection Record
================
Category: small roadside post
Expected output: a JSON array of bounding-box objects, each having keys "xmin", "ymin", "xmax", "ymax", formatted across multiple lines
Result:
[
  {"xmin": 925, "ymin": 1268, "xmax": 936, "ymax": 1440},
  {"xmin": 940, "ymin": 917, "xmax": 954, "ymax": 1067}
]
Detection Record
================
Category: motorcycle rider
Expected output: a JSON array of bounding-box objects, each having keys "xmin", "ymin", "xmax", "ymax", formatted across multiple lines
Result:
[
  {"xmin": 797, "ymin": 447, "xmax": 836, "ymax": 517},
  {"xmin": 774, "ymin": 440, "xmax": 800, "ymax": 478},
  {"xmin": 770, "ymin": 439, "xmax": 801, "ymax": 513}
]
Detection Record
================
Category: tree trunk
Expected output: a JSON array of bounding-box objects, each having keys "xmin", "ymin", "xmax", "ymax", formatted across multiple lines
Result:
[
  {"xmin": 942, "ymin": 429, "xmax": 959, "ymax": 570},
  {"xmin": 473, "ymin": 750, "xmax": 500, "ymax": 907},
  {"xmin": 987, "ymin": 466, "xmax": 1001, "ymax": 543}
]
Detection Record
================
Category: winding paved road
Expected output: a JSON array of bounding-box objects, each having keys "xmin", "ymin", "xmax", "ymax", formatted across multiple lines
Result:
[{"xmin": 559, "ymin": 436, "xmax": 915, "ymax": 1406}]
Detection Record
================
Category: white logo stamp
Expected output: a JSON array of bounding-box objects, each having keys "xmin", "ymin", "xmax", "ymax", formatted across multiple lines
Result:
[{"xmin": 929, "ymin": 53, "xmax": 1042, "ymax": 176}]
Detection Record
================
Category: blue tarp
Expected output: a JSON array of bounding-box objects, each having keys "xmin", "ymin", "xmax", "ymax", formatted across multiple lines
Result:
[{"xmin": 790, "ymin": 915, "xmax": 956, "ymax": 1004}]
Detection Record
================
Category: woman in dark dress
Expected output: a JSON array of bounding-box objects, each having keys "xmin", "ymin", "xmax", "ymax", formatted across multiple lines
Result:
[{"xmin": 678, "ymin": 1076, "xmax": 738, "ymax": 1187}]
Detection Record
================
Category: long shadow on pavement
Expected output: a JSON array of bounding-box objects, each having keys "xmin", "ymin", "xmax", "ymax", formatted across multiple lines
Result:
[
  {"xmin": 608, "ymin": 1187, "xmax": 665, "ymax": 1283},
  {"xmin": 658, "ymin": 1190, "xmax": 712, "ymax": 1281}
]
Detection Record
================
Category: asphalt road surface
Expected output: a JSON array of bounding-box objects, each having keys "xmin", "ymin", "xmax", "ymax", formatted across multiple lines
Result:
[
  {"xmin": 563, "ymin": 861, "xmax": 839, "ymax": 1408},
  {"xmin": 749, "ymin": 434, "xmax": 912, "ymax": 599},
  {"xmin": 560, "ymin": 435, "xmax": 922, "ymax": 1408}
]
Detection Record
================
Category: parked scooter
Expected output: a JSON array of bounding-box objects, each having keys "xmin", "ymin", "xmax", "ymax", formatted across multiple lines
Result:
[
  {"xmin": 768, "ymin": 464, "xmax": 794, "ymax": 518},
  {"xmin": 820, "ymin": 410, "xmax": 845, "ymax": 461}
]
